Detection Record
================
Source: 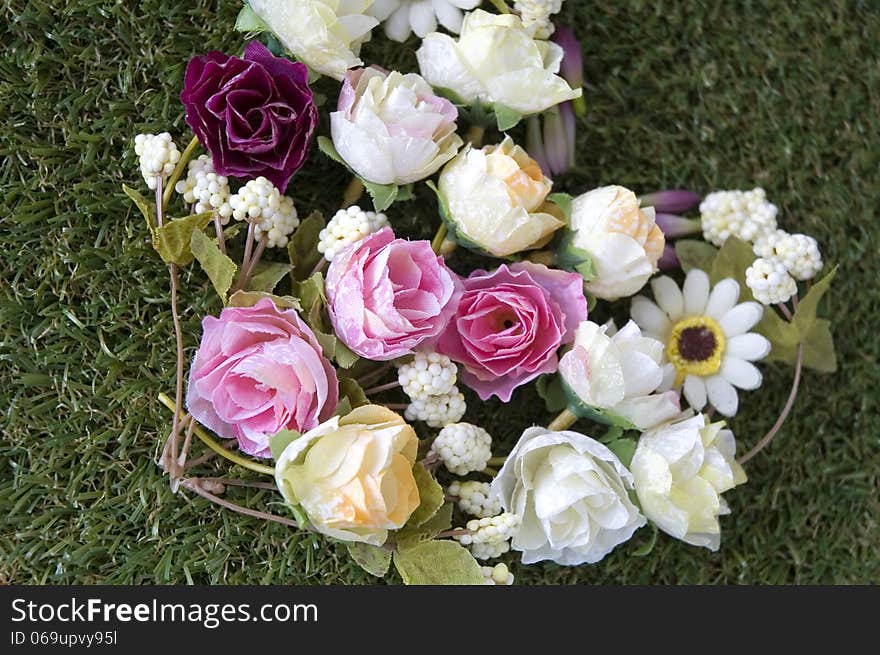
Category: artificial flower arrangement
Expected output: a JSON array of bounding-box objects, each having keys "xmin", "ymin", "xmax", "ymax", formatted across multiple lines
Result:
[{"xmin": 125, "ymin": 1, "xmax": 837, "ymax": 585}]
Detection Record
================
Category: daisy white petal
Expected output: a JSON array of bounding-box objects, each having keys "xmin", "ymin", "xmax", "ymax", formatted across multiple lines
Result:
[
  {"xmin": 659, "ymin": 362, "xmax": 676, "ymax": 391},
  {"xmin": 726, "ymin": 333, "xmax": 771, "ymax": 361},
  {"xmin": 719, "ymin": 301, "xmax": 763, "ymax": 337},
  {"xmin": 720, "ymin": 358, "xmax": 763, "ymax": 390},
  {"xmin": 683, "ymin": 375, "xmax": 708, "ymax": 411},
  {"xmin": 409, "ymin": 0, "xmax": 438, "ymax": 37},
  {"xmin": 630, "ymin": 296, "xmax": 671, "ymax": 338},
  {"xmin": 385, "ymin": 5, "xmax": 413, "ymax": 41},
  {"xmin": 682, "ymin": 269, "xmax": 710, "ymax": 316},
  {"xmin": 705, "ymin": 375, "xmax": 739, "ymax": 417},
  {"xmin": 704, "ymin": 278, "xmax": 740, "ymax": 320},
  {"xmin": 651, "ymin": 276, "xmax": 684, "ymax": 320}
]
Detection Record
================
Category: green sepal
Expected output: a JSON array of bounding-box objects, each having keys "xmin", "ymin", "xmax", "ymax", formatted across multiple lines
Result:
[
  {"xmin": 606, "ymin": 437, "xmax": 637, "ymax": 468},
  {"xmin": 347, "ymin": 542, "xmax": 392, "ymax": 578},
  {"xmin": 316, "ymin": 136, "xmax": 402, "ymax": 212},
  {"xmin": 191, "ymin": 229, "xmax": 238, "ymax": 303},
  {"xmin": 562, "ymin": 378, "xmax": 637, "ymax": 429},
  {"xmin": 393, "ymin": 540, "xmax": 484, "ymax": 585},
  {"xmin": 547, "ymin": 192, "xmax": 573, "ymax": 225},
  {"xmin": 246, "ymin": 261, "xmax": 292, "ymax": 294},
  {"xmin": 227, "ymin": 290, "xmax": 302, "ymax": 312},
  {"xmin": 555, "ymin": 231, "xmax": 598, "ymax": 283},
  {"xmin": 292, "ymin": 271, "xmax": 327, "ymax": 332},
  {"xmin": 153, "ymin": 211, "xmax": 213, "ymax": 266},
  {"xmin": 674, "ymin": 239, "xmax": 718, "ymax": 274},
  {"xmin": 315, "ymin": 333, "xmax": 360, "ymax": 369},
  {"xmin": 234, "ymin": 4, "xmax": 268, "ymax": 32},
  {"xmin": 406, "ymin": 463, "xmax": 445, "ymax": 528},
  {"xmin": 631, "ymin": 524, "xmax": 658, "ymax": 557},
  {"xmin": 493, "ymin": 103, "xmax": 523, "ymax": 131},
  {"xmin": 338, "ymin": 377, "xmax": 368, "ymax": 410},
  {"xmin": 425, "ymin": 180, "xmax": 500, "ymax": 258},
  {"xmin": 393, "ymin": 503, "xmax": 453, "ymax": 549},
  {"xmin": 270, "ymin": 429, "xmax": 300, "ymax": 461},
  {"xmin": 536, "ymin": 374, "xmax": 567, "ymax": 413}
]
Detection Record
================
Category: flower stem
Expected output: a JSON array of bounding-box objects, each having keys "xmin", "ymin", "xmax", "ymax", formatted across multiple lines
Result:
[
  {"xmin": 237, "ymin": 235, "xmax": 267, "ymax": 291},
  {"xmin": 309, "ymin": 257, "xmax": 328, "ymax": 279},
  {"xmin": 180, "ymin": 478, "xmax": 304, "ymax": 530},
  {"xmin": 572, "ymin": 95, "xmax": 587, "ymax": 117},
  {"xmin": 162, "ymin": 134, "xmax": 200, "ymax": 211},
  {"xmin": 384, "ymin": 403, "xmax": 408, "ymax": 410},
  {"xmin": 435, "ymin": 528, "xmax": 471, "ymax": 539},
  {"xmin": 342, "ymin": 176, "xmax": 365, "ymax": 206},
  {"xmin": 430, "ymin": 222, "xmax": 448, "ymax": 254},
  {"xmin": 738, "ymin": 343, "xmax": 804, "ymax": 465},
  {"xmin": 363, "ymin": 380, "xmax": 401, "ymax": 395},
  {"xmin": 157, "ymin": 393, "xmax": 275, "ymax": 476},
  {"xmin": 777, "ymin": 302, "xmax": 793, "ymax": 321},
  {"xmin": 488, "ymin": 0, "xmax": 510, "ymax": 14},
  {"xmin": 487, "ymin": 456, "xmax": 507, "ymax": 467},
  {"xmin": 547, "ymin": 408, "xmax": 578, "ymax": 432},
  {"xmin": 480, "ymin": 466, "xmax": 498, "ymax": 477},
  {"xmin": 231, "ymin": 223, "xmax": 256, "ymax": 293},
  {"xmin": 213, "ymin": 213, "xmax": 227, "ymax": 255},
  {"xmin": 355, "ymin": 362, "xmax": 393, "ymax": 387},
  {"xmin": 466, "ymin": 124, "xmax": 485, "ymax": 147}
]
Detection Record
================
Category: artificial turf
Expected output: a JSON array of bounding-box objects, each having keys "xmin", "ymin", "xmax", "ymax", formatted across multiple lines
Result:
[{"xmin": 1, "ymin": 0, "xmax": 878, "ymax": 585}]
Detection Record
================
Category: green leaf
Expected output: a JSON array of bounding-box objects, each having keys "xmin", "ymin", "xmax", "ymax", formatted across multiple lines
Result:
[
  {"xmin": 632, "ymin": 524, "xmax": 658, "ymax": 557},
  {"xmin": 246, "ymin": 261, "xmax": 293, "ymax": 293},
  {"xmin": 407, "ymin": 463, "xmax": 445, "ymax": 528},
  {"xmin": 393, "ymin": 540, "xmax": 484, "ymax": 585},
  {"xmin": 153, "ymin": 211, "xmax": 213, "ymax": 266},
  {"xmin": 675, "ymin": 239, "xmax": 718, "ymax": 274},
  {"xmin": 606, "ymin": 437, "xmax": 637, "ymax": 468},
  {"xmin": 493, "ymin": 103, "xmax": 523, "ymax": 131},
  {"xmin": 316, "ymin": 135, "xmax": 345, "ymax": 165},
  {"xmin": 547, "ymin": 192, "xmax": 573, "ymax": 225},
  {"xmin": 756, "ymin": 307, "xmax": 800, "ymax": 365},
  {"xmin": 191, "ymin": 229, "xmax": 238, "ymax": 302},
  {"xmin": 562, "ymin": 379, "xmax": 637, "ymax": 429},
  {"xmin": 314, "ymin": 333, "xmax": 359, "ymax": 369},
  {"xmin": 536, "ymin": 374, "xmax": 567, "ymax": 413},
  {"xmin": 801, "ymin": 318, "xmax": 837, "ymax": 373},
  {"xmin": 234, "ymin": 4, "xmax": 268, "ymax": 32},
  {"xmin": 395, "ymin": 184, "xmax": 415, "ymax": 202},
  {"xmin": 346, "ymin": 542, "xmax": 392, "ymax": 578},
  {"xmin": 394, "ymin": 503, "xmax": 453, "ymax": 549},
  {"xmin": 270, "ymin": 429, "xmax": 300, "ymax": 461},
  {"xmin": 288, "ymin": 211, "xmax": 326, "ymax": 282},
  {"xmin": 791, "ymin": 266, "xmax": 837, "ymax": 339},
  {"xmin": 293, "ymin": 272, "xmax": 327, "ymax": 332},
  {"xmin": 338, "ymin": 377, "xmax": 368, "ymax": 409},
  {"xmin": 709, "ymin": 236, "xmax": 756, "ymax": 298},
  {"xmin": 122, "ymin": 184, "xmax": 156, "ymax": 231},
  {"xmin": 227, "ymin": 290, "xmax": 302, "ymax": 311},
  {"xmin": 556, "ymin": 231, "xmax": 597, "ymax": 283},
  {"xmin": 362, "ymin": 179, "xmax": 399, "ymax": 213}
]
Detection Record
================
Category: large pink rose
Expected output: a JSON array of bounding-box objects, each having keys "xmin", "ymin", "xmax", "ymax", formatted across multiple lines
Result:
[
  {"xmin": 437, "ymin": 262, "xmax": 588, "ymax": 402},
  {"xmin": 186, "ymin": 297, "xmax": 338, "ymax": 458},
  {"xmin": 326, "ymin": 227, "xmax": 460, "ymax": 360}
]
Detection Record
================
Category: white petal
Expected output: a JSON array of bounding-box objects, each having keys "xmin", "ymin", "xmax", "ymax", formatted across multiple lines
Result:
[
  {"xmin": 432, "ymin": 0, "xmax": 464, "ymax": 32},
  {"xmin": 705, "ymin": 375, "xmax": 739, "ymax": 417},
  {"xmin": 682, "ymin": 269, "xmax": 710, "ymax": 316},
  {"xmin": 651, "ymin": 276, "xmax": 684, "ymax": 320},
  {"xmin": 704, "ymin": 278, "xmax": 740, "ymax": 320},
  {"xmin": 658, "ymin": 363, "xmax": 676, "ymax": 391},
  {"xmin": 720, "ymin": 357, "xmax": 763, "ymax": 390},
  {"xmin": 719, "ymin": 302, "xmax": 763, "ymax": 337},
  {"xmin": 682, "ymin": 375, "xmax": 707, "ymax": 411},
  {"xmin": 727, "ymin": 333, "xmax": 771, "ymax": 361},
  {"xmin": 369, "ymin": 0, "xmax": 400, "ymax": 21},
  {"xmin": 630, "ymin": 296, "xmax": 671, "ymax": 339},
  {"xmin": 409, "ymin": 0, "xmax": 438, "ymax": 37},
  {"xmin": 384, "ymin": 5, "xmax": 412, "ymax": 42}
]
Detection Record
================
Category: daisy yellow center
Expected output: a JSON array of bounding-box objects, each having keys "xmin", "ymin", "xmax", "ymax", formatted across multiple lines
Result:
[{"xmin": 666, "ymin": 315, "xmax": 726, "ymax": 386}]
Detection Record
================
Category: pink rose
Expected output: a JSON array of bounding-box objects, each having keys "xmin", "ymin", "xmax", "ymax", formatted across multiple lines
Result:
[
  {"xmin": 437, "ymin": 262, "xmax": 588, "ymax": 402},
  {"xmin": 186, "ymin": 298, "xmax": 338, "ymax": 458},
  {"xmin": 326, "ymin": 228, "xmax": 460, "ymax": 360}
]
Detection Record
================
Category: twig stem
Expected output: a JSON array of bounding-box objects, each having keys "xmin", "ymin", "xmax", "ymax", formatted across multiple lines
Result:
[
  {"xmin": 547, "ymin": 408, "xmax": 578, "ymax": 432},
  {"xmin": 180, "ymin": 478, "xmax": 304, "ymax": 530},
  {"xmin": 364, "ymin": 380, "xmax": 401, "ymax": 395}
]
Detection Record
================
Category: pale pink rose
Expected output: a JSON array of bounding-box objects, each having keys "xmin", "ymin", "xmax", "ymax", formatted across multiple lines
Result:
[
  {"xmin": 437, "ymin": 262, "xmax": 588, "ymax": 402},
  {"xmin": 186, "ymin": 297, "xmax": 338, "ymax": 459},
  {"xmin": 326, "ymin": 227, "xmax": 461, "ymax": 360}
]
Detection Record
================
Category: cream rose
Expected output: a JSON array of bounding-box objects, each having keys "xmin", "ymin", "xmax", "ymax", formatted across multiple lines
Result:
[
  {"xmin": 491, "ymin": 426, "xmax": 646, "ymax": 565},
  {"xmin": 564, "ymin": 185, "xmax": 665, "ymax": 300},
  {"xmin": 248, "ymin": 0, "xmax": 378, "ymax": 81},
  {"xmin": 558, "ymin": 320, "xmax": 682, "ymax": 430},
  {"xmin": 416, "ymin": 9, "xmax": 581, "ymax": 115},
  {"xmin": 630, "ymin": 414, "xmax": 747, "ymax": 550},
  {"xmin": 437, "ymin": 136, "xmax": 563, "ymax": 257},
  {"xmin": 274, "ymin": 405, "xmax": 420, "ymax": 545}
]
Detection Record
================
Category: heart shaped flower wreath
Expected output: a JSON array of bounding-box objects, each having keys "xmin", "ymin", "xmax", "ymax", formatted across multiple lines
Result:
[{"xmin": 125, "ymin": 2, "xmax": 836, "ymax": 585}]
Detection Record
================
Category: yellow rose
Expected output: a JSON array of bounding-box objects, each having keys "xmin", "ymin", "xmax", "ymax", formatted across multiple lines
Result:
[
  {"xmin": 438, "ymin": 136, "xmax": 563, "ymax": 257},
  {"xmin": 274, "ymin": 405, "xmax": 420, "ymax": 545}
]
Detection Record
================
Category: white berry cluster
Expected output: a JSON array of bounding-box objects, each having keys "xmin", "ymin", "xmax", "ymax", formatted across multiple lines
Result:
[
  {"xmin": 481, "ymin": 563, "xmax": 515, "ymax": 586},
  {"xmin": 699, "ymin": 188, "xmax": 778, "ymax": 246},
  {"xmin": 398, "ymin": 352, "xmax": 457, "ymax": 400},
  {"xmin": 753, "ymin": 229, "xmax": 823, "ymax": 281},
  {"xmin": 448, "ymin": 480, "xmax": 502, "ymax": 518},
  {"xmin": 317, "ymin": 206, "xmax": 389, "ymax": 261},
  {"xmin": 429, "ymin": 423, "xmax": 493, "ymax": 475},
  {"xmin": 174, "ymin": 155, "xmax": 232, "ymax": 222},
  {"xmin": 514, "ymin": 0, "xmax": 563, "ymax": 39},
  {"xmin": 404, "ymin": 388, "xmax": 466, "ymax": 428},
  {"xmin": 455, "ymin": 513, "xmax": 521, "ymax": 560},
  {"xmin": 134, "ymin": 133, "xmax": 180, "ymax": 189},
  {"xmin": 228, "ymin": 177, "xmax": 299, "ymax": 248},
  {"xmin": 745, "ymin": 257, "xmax": 798, "ymax": 305}
]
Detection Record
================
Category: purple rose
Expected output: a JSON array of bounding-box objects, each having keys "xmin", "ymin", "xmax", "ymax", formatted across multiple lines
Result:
[
  {"xmin": 325, "ymin": 228, "xmax": 461, "ymax": 361},
  {"xmin": 437, "ymin": 262, "xmax": 588, "ymax": 402},
  {"xmin": 181, "ymin": 40, "xmax": 318, "ymax": 192}
]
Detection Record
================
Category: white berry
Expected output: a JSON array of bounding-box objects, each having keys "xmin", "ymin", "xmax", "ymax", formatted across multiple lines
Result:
[
  {"xmin": 481, "ymin": 563, "xmax": 515, "ymax": 585},
  {"xmin": 455, "ymin": 513, "xmax": 521, "ymax": 560},
  {"xmin": 515, "ymin": 0, "xmax": 562, "ymax": 38},
  {"xmin": 700, "ymin": 187, "xmax": 778, "ymax": 246},
  {"xmin": 228, "ymin": 177, "xmax": 299, "ymax": 248},
  {"xmin": 133, "ymin": 132, "xmax": 180, "ymax": 190},
  {"xmin": 746, "ymin": 257, "xmax": 798, "ymax": 305},
  {"xmin": 429, "ymin": 423, "xmax": 492, "ymax": 475},
  {"xmin": 174, "ymin": 155, "xmax": 232, "ymax": 222},
  {"xmin": 317, "ymin": 205, "xmax": 389, "ymax": 261},
  {"xmin": 397, "ymin": 352, "xmax": 457, "ymax": 400},
  {"xmin": 753, "ymin": 230, "xmax": 823, "ymax": 281},
  {"xmin": 404, "ymin": 387, "xmax": 466, "ymax": 428},
  {"xmin": 448, "ymin": 480, "xmax": 502, "ymax": 518}
]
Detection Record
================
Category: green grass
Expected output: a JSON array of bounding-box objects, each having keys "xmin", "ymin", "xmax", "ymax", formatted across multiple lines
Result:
[{"xmin": 2, "ymin": 0, "xmax": 878, "ymax": 585}]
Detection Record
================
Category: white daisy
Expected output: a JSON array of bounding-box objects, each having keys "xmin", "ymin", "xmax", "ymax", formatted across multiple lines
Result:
[
  {"xmin": 630, "ymin": 269, "xmax": 771, "ymax": 417},
  {"xmin": 369, "ymin": 0, "xmax": 482, "ymax": 42}
]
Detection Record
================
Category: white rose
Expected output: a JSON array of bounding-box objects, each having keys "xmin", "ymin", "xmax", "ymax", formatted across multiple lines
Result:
[
  {"xmin": 565, "ymin": 185, "xmax": 666, "ymax": 300},
  {"xmin": 248, "ymin": 0, "xmax": 379, "ymax": 81},
  {"xmin": 559, "ymin": 320, "xmax": 682, "ymax": 430},
  {"xmin": 491, "ymin": 427, "xmax": 646, "ymax": 565},
  {"xmin": 630, "ymin": 414, "xmax": 747, "ymax": 550},
  {"xmin": 331, "ymin": 67, "xmax": 463, "ymax": 186},
  {"xmin": 438, "ymin": 136, "xmax": 563, "ymax": 257},
  {"xmin": 416, "ymin": 9, "xmax": 581, "ymax": 115}
]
